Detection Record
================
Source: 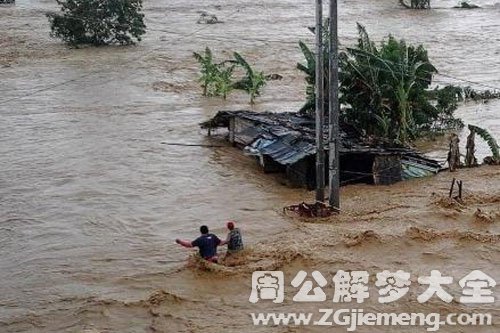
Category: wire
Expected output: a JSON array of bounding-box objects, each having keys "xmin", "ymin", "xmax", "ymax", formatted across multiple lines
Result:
[
  {"xmin": 434, "ymin": 72, "xmax": 500, "ymax": 92},
  {"xmin": 161, "ymin": 27, "xmax": 500, "ymax": 92},
  {"xmin": 0, "ymin": 7, "xmax": 244, "ymax": 106},
  {"xmin": 2, "ymin": 5, "xmax": 500, "ymax": 102},
  {"xmin": 148, "ymin": 27, "xmax": 309, "ymax": 46},
  {"xmin": 0, "ymin": 72, "xmax": 101, "ymax": 105},
  {"xmin": 160, "ymin": 142, "xmax": 227, "ymax": 148}
]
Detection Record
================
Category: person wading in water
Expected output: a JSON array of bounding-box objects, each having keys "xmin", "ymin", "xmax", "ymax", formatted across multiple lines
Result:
[
  {"xmin": 223, "ymin": 221, "xmax": 243, "ymax": 254},
  {"xmin": 176, "ymin": 225, "xmax": 221, "ymax": 263}
]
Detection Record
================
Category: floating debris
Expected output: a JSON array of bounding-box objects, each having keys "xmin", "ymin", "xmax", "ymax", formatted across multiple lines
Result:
[
  {"xmin": 265, "ymin": 73, "xmax": 283, "ymax": 81},
  {"xmin": 454, "ymin": 1, "xmax": 480, "ymax": 9},
  {"xmin": 283, "ymin": 201, "xmax": 338, "ymax": 218},
  {"xmin": 197, "ymin": 12, "xmax": 222, "ymax": 24}
]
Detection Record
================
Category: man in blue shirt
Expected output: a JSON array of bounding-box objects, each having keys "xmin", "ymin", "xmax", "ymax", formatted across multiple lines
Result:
[{"xmin": 176, "ymin": 225, "xmax": 221, "ymax": 263}]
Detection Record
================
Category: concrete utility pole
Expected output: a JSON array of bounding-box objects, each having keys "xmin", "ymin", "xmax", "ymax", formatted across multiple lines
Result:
[
  {"xmin": 315, "ymin": 0, "xmax": 325, "ymax": 203},
  {"xmin": 328, "ymin": 0, "xmax": 340, "ymax": 209}
]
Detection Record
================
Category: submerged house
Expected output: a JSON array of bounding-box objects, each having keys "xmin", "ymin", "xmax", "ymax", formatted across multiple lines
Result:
[{"xmin": 201, "ymin": 110, "xmax": 441, "ymax": 189}]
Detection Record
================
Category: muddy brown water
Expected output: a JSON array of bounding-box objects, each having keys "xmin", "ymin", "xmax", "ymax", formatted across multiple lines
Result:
[{"xmin": 0, "ymin": 0, "xmax": 499, "ymax": 332}]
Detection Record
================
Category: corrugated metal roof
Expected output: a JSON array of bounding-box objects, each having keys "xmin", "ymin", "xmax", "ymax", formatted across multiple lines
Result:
[
  {"xmin": 259, "ymin": 135, "xmax": 316, "ymax": 165},
  {"xmin": 202, "ymin": 111, "xmax": 442, "ymax": 170}
]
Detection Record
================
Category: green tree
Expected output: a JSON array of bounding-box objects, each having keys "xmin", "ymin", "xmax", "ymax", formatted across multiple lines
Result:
[{"xmin": 47, "ymin": 0, "xmax": 146, "ymax": 46}]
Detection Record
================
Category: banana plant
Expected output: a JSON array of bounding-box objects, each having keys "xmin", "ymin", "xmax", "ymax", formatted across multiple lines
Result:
[
  {"xmin": 232, "ymin": 52, "xmax": 267, "ymax": 104},
  {"xmin": 296, "ymin": 21, "xmax": 332, "ymax": 115},
  {"xmin": 193, "ymin": 47, "xmax": 219, "ymax": 96},
  {"xmin": 336, "ymin": 24, "xmax": 463, "ymax": 145},
  {"xmin": 468, "ymin": 124, "xmax": 500, "ymax": 160},
  {"xmin": 296, "ymin": 41, "xmax": 316, "ymax": 114},
  {"xmin": 214, "ymin": 63, "xmax": 235, "ymax": 100}
]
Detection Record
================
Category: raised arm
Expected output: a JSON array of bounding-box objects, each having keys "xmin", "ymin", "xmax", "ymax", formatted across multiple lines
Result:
[{"xmin": 176, "ymin": 239, "xmax": 194, "ymax": 248}]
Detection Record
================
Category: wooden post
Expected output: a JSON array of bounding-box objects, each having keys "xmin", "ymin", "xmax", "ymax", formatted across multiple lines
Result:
[
  {"xmin": 315, "ymin": 0, "xmax": 325, "ymax": 203},
  {"xmin": 449, "ymin": 178, "xmax": 456, "ymax": 198},
  {"xmin": 328, "ymin": 0, "xmax": 340, "ymax": 209}
]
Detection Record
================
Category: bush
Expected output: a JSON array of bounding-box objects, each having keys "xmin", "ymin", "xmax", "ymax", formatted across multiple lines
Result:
[{"xmin": 47, "ymin": 0, "xmax": 146, "ymax": 46}]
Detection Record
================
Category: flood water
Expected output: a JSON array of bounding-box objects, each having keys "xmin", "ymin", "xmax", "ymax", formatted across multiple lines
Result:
[{"xmin": 0, "ymin": 0, "xmax": 499, "ymax": 331}]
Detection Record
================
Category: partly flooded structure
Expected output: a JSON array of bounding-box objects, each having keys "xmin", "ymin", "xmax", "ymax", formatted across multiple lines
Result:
[{"xmin": 201, "ymin": 110, "xmax": 441, "ymax": 188}]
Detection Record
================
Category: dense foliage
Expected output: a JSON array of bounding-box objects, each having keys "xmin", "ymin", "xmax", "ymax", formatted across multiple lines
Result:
[
  {"xmin": 298, "ymin": 24, "xmax": 465, "ymax": 145},
  {"xmin": 47, "ymin": 0, "xmax": 146, "ymax": 46}
]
